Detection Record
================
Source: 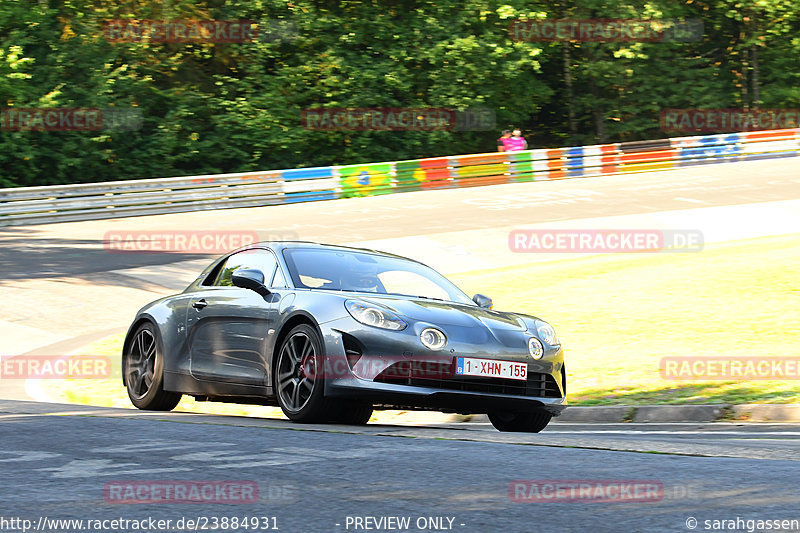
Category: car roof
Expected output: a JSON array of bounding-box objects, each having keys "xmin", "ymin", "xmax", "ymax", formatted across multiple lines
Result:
[{"xmin": 240, "ymin": 241, "xmax": 417, "ymax": 263}]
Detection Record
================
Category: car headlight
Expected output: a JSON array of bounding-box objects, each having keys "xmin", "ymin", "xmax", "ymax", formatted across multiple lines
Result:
[
  {"xmin": 535, "ymin": 320, "xmax": 559, "ymax": 346},
  {"xmin": 420, "ymin": 328, "xmax": 447, "ymax": 350},
  {"xmin": 528, "ymin": 337, "xmax": 544, "ymax": 359},
  {"xmin": 345, "ymin": 300, "xmax": 407, "ymax": 331}
]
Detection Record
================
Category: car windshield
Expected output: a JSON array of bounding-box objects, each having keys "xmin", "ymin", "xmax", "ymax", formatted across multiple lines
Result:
[{"xmin": 282, "ymin": 248, "xmax": 474, "ymax": 305}]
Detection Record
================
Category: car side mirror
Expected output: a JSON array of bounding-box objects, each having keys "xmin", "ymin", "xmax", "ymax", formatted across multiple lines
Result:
[
  {"xmin": 472, "ymin": 293, "xmax": 493, "ymax": 309},
  {"xmin": 232, "ymin": 269, "xmax": 270, "ymax": 296}
]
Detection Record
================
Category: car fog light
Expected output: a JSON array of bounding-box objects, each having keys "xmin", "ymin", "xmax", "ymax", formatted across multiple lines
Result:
[
  {"xmin": 420, "ymin": 328, "xmax": 447, "ymax": 350},
  {"xmin": 528, "ymin": 337, "xmax": 544, "ymax": 360}
]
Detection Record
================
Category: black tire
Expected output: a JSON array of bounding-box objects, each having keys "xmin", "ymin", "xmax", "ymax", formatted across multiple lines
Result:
[
  {"xmin": 488, "ymin": 409, "xmax": 552, "ymax": 433},
  {"xmin": 123, "ymin": 323, "xmax": 182, "ymax": 411},
  {"xmin": 274, "ymin": 324, "xmax": 339, "ymax": 423},
  {"xmin": 334, "ymin": 400, "xmax": 373, "ymax": 425}
]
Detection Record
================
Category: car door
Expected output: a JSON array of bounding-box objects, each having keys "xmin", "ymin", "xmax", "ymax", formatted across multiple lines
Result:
[{"xmin": 187, "ymin": 248, "xmax": 279, "ymax": 386}]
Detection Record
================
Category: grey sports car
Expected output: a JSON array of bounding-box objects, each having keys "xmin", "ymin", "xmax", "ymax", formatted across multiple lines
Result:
[{"xmin": 123, "ymin": 242, "xmax": 566, "ymax": 432}]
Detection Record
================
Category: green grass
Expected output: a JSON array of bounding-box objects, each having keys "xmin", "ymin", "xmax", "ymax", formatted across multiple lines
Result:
[
  {"xmin": 451, "ymin": 233, "xmax": 800, "ymax": 405},
  {"xmin": 48, "ymin": 233, "xmax": 800, "ymax": 409}
]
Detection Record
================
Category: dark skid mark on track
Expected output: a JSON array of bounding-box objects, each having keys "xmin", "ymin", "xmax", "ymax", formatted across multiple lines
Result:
[{"xmin": 0, "ymin": 236, "xmax": 211, "ymax": 281}]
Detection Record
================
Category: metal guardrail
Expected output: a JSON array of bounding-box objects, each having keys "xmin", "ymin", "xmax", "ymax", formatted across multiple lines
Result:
[{"xmin": 1, "ymin": 128, "xmax": 798, "ymax": 226}]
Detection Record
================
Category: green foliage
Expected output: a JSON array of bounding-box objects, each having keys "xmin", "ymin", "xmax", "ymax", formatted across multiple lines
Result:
[{"xmin": 1, "ymin": 0, "xmax": 799, "ymax": 187}]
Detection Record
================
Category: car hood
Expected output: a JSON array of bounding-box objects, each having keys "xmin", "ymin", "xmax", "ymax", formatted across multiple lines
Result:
[{"xmin": 360, "ymin": 296, "xmax": 526, "ymax": 331}]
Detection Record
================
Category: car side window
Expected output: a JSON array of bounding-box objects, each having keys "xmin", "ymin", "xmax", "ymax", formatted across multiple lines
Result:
[
  {"xmin": 271, "ymin": 266, "xmax": 288, "ymax": 288},
  {"xmin": 200, "ymin": 262, "xmax": 224, "ymax": 286},
  {"xmin": 214, "ymin": 249, "xmax": 278, "ymax": 287}
]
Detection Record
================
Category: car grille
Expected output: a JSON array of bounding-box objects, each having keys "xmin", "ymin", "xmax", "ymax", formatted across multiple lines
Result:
[{"xmin": 374, "ymin": 360, "xmax": 562, "ymax": 398}]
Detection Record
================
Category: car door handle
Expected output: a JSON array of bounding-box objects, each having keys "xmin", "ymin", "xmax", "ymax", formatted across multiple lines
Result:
[{"xmin": 192, "ymin": 299, "xmax": 208, "ymax": 310}]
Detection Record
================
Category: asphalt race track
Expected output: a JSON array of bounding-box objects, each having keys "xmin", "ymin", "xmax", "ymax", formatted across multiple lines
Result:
[
  {"xmin": 2, "ymin": 157, "xmax": 800, "ymax": 282},
  {"xmin": 2, "ymin": 158, "xmax": 800, "ymax": 532},
  {"xmin": 2, "ymin": 400, "xmax": 800, "ymax": 533},
  {"xmin": 2, "ymin": 156, "xmax": 800, "ymax": 357}
]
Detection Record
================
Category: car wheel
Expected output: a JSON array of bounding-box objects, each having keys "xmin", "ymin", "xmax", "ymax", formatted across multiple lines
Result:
[
  {"xmin": 334, "ymin": 400, "xmax": 373, "ymax": 425},
  {"xmin": 488, "ymin": 409, "xmax": 552, "ymax": 432},
  {"xmin": 124, "ymin": 323, "xmax": 182, "ymax": 411},
  {"xmin": 275, "ymin": 324, "xmax": 338, "ymax": 423}
]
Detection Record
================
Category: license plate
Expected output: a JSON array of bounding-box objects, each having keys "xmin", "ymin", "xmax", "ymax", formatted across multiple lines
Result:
[{"xmin": 455, "ymin": 357, "xmax": 527, "ymax": 381}]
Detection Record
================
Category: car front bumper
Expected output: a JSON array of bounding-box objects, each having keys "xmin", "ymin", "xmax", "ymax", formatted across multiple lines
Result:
[{"xmin": 318, "ymin": 317, "xmax": 568, "ymax": 416}]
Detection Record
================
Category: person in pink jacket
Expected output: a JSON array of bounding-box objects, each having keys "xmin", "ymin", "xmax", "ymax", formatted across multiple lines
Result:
[
  {"xmin": 507, "ymin": 128, "xmax": 528, "ymax": 151},
  {"xmin": 497, "ymin": 130, "xmax": 513, "ymax": 152}
]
